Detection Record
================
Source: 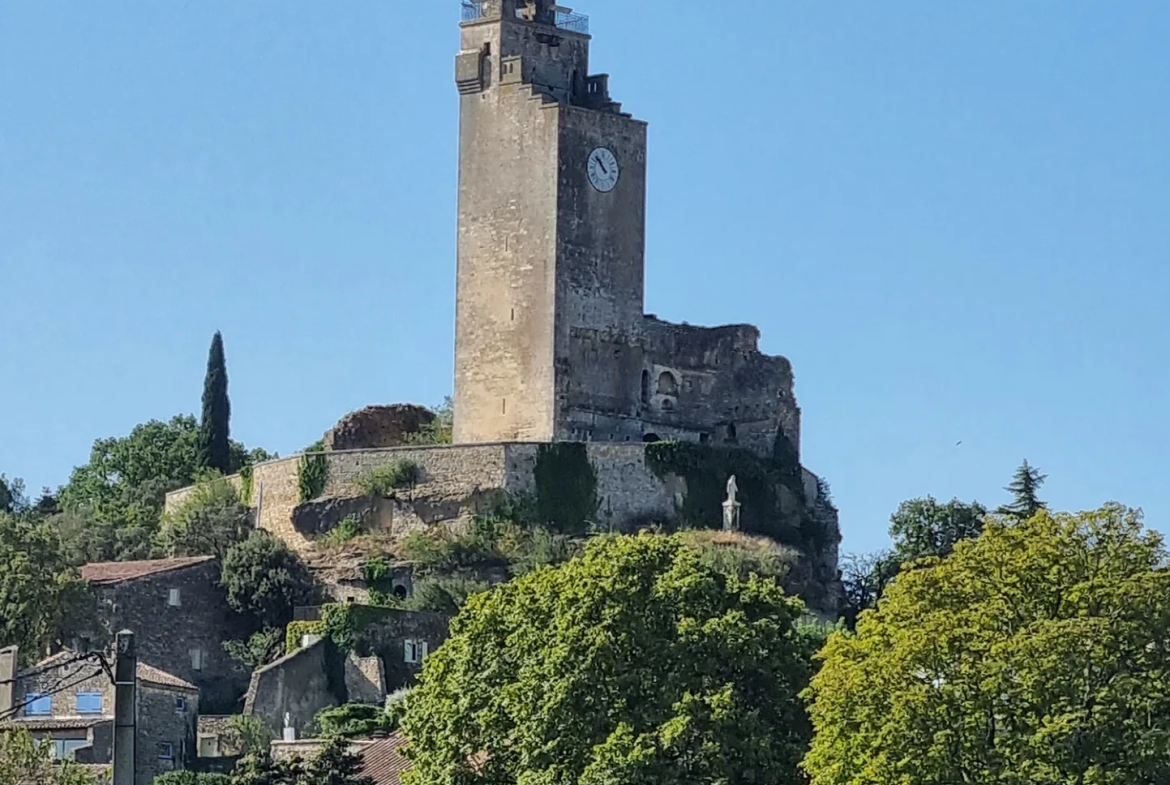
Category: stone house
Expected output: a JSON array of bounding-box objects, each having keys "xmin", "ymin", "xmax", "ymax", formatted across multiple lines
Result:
[
  {"xmin": 0, "ymin": 647, "xmax": 199, "ymax": 785},
  {"xmin": 80, "ymin": 556, "xmax": 252, "ymax": 713},
  {"xmin": 244, "ymin": 607, "xmax": 448, "ymax": 738}
]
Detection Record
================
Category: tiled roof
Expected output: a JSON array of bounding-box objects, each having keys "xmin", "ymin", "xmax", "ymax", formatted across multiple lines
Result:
[
  {"xmin": 137, "ymin": 662, "xmax": 198, "ymax": 692},
  {"xmin": 0, "ymin": 716, "xmax": 110, "ymax": 730},
  {"xmin": 359, "ymin": 734, "xmax": 412, "ymax": 785},
  {"xmin": 18, "ymin": 651, "xmax": 197, "ymax": 693},
  {"xmin": 80, "ymin": 556, "xmax": 215, "ymax": 584}
]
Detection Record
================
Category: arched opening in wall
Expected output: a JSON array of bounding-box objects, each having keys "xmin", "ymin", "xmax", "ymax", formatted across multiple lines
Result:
[
  {"xmin": 641, "ymin": 370, "xmax": 650, "ymax": 405},
  {"xmin": 393, "ymin": 585, "xmax": 408, "ymax": 601},
  {"xmin": 727, "ymin": 422, "xmax": 738, "ymax": 442},
  {"xmin": 642, "ymin": 433, "xmax": 661, "ymax": 443},
  {"xmin": 657, "ymin": 371, "xmax": 678, "ymax": 396}
]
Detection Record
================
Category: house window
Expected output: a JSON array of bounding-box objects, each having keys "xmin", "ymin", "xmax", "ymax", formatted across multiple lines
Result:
[
  {"xmin": 75, "ymin": 692, "xmax": 103, "ymax": 714},
  {"xmin": 175, "ymin": 697, "xmax": 187, "ymax": 713},
  {"xmin": 168, "ymin": 588, "xmax": 181, "ymax": 607},
  {"xmin": 48, "ymin": 738, "xmax": 89, "ymax": 760},
  {"xmin": 158, "ymin": 742, "xmax": 175, "ymax": 766},
  {"xmin": 25, "ymin": 693, "xmax": 51, "ymax": 716},
  {"xmin": 190, "ymin": 648, "xmax": 204, "ymax": 671},
  {"xmin": 404, "ymin": 639, "xmax": 429, "ymax": 664}
]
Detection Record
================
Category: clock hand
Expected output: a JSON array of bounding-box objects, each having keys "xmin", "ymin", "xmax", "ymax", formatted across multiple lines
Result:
[{"xmin": 595, "ymin": 157, "xmax": 607, "ymax": 174}]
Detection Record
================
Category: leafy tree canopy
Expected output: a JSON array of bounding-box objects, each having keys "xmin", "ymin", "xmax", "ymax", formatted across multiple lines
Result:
[
  {"xmin": 57, "ymin": 415, "xmax": 271, "ymax": 563},
  {"xmin": 0, "ymin": 513, "xmax": 97, "ymax": 661},
  {"xmin": 401, "ymin": 533, "xmax": 820, "ymax": 785},
  {"xmin": 158, "ymin": 471, "xmax": 252, "ymax": 560},
  {"xmin": 888, "ymin": 495, "xmax": 988, "ymax": 563},
  {"xmin": 803, "ymin": 503, "xmax": 1170, "ymax": 784},
  {"xmin": 222, "ymin": 530, "xmax": 322, "ymax": 629}
]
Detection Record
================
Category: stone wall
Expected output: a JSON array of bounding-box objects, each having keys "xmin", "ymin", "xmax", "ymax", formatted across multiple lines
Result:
[
  {"xmin": 244, "ymin": 639, "xmax": 340, "ymax": 738},
  {"xmin": 349, "ymin": 609, "xmax": 451, "ymax": 692},
  {"xmin": 96, "ymin": 560, "xmax": 251, "ymax": 713},
  {"xmin": 9, "ymin": 655, "xmax": 197, "ymax": 785}
]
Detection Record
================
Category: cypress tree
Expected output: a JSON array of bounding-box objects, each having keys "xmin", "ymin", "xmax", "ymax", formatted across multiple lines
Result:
[{"xmin": 197, "ymin": 331, "xmax": 232, "ymax": 474}]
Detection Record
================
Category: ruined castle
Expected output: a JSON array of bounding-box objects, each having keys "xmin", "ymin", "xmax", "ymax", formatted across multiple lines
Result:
[{"xmin": 166, "ymin": 0, "xmax": 840, "ymax": 613}]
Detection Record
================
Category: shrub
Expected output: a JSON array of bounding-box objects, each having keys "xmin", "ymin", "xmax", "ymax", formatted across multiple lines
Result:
[
  {"xmin": 353, "ymin": 460, "xmax": 422, "ymax": 498},
  {"xmin": 156, "ymin": 472, "xmax": 250, "ymax": 560},
  {"xmin": 222, "ymin": 531, "xmax": 322, "ymax": 628},
  {"xmin": 321, "ymin": 515, "xmax": 363, "ymax": 546},
  {"xmin": 315, "ymin": 702, "xmax": 397, "ymax": 739}
]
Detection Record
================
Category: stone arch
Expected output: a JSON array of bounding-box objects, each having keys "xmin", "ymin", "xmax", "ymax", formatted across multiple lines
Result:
[
  {"xmin": 642, "ymin": 433, "xmax": 661, "ymax": 443},
  {"xmin": 657, "ymin": 371, "xmax": 678, "ymax": 396}
]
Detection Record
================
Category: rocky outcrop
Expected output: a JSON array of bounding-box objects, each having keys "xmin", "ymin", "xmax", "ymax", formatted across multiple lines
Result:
[{"xmin": 323, "ymin": 404, "xmax": 435, "ymax": 451}]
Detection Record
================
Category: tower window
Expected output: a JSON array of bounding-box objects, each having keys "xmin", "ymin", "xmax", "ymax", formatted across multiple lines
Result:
[
  {"xmin": 640, "ymin": 370, "xmax": 650, "ymax": 404},
  {"xmin": 727, "ymin": 423, "xmax": 738, "ymax": 442}
]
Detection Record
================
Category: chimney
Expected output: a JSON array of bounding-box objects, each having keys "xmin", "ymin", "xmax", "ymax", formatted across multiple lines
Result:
[{"xmin": 0, "ymin": 646, "xmax": 17, "ymax": 716}]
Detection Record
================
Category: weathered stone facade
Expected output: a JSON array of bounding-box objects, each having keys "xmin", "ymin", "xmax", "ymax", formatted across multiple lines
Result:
[
  {"xmin": 80, "ymin": 557, "xmax": 252, "ymax": 713},
  {"xmin": 0, "ymin": 648, "xmax": 198, "ymax": 785}
]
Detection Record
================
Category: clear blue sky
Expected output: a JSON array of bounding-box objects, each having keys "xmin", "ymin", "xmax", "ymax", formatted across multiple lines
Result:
[{"xmin": 2, "ymin": 1, "xmax": 1167, "ymax": 554}]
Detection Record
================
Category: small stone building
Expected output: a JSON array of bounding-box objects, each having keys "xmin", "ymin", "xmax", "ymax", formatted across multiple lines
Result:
[
  {"xmin": 0, "ymin": 647, "xmax": 199, "ymax": 785},
  {"xmin": 80, "ymin": 556, "xmax": 251, "ymax": 713}
]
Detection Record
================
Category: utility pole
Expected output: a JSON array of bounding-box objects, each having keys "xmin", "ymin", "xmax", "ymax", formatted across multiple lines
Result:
[{"xmin": 112, "ymin": 630, "xmax": 136, "ymax": 785}]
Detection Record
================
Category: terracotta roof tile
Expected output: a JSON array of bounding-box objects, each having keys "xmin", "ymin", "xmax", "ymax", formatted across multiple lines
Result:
[
  {"xmin": 359, "ymin": 734, "xmax": 412, "ymax": 785},
  {"xmin": 0, "ymin": 717, "xmax": 110, "ymax": 730},
  {"xmin": 136, "ymin": 662, "xmax": 198, "ymax": 692},
  {"xmin": 80, "ymin": 556, "xmax": 215, "ymax": 584}
]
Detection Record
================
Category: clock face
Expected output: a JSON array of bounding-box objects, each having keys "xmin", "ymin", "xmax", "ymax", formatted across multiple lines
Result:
[{"xmin": 587, "ymin": 147, "xmax": 620, "ymax": 193}]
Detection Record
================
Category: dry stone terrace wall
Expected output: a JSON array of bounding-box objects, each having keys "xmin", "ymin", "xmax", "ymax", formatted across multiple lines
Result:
[{"xmin": 165, "ymin": 443, "xmax": 682, "ymax": 551}]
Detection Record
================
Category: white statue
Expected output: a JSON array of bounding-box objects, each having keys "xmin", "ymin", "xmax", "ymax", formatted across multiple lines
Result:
[
  {"xmin": 726, "ymin": 475, "xmax": 738, "ymax": 506},
  {"xmin": 723, "ymin": 475, "xmax": 741, "ymax": 532}
]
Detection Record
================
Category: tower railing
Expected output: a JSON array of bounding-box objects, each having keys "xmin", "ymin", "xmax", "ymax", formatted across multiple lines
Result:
[
  {"xmin": 459, "ymin": 2, "xmax": 589, "ymax": 34},
  {"xmin": 461, "ymin": 1, "xmax": 485, "ymax": 22},
  {"xmin": 554, "ymin": 11, "xmax": 590, "ymax": 34}
]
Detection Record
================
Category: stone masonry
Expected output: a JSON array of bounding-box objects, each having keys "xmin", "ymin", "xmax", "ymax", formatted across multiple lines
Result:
[
  {"xmin": 0, "ymin": 648, "xmax": 199, "ymax": 785},
  {"xmin": 451, "ymin": 0, "xmax": 802, "ymax": 455},
  {"xmin": 80, "ymin": 557, "xmax": 252, "ymax": 713}
]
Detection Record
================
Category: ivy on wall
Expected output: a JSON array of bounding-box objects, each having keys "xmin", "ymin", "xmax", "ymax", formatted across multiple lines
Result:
[
  {"xmin": 533, "ymin": 443, "xmax": 598, "ymax": 536},
  {"xmin": 321, "ymin": 603, "xmax": 399, "ymax": 655},
  {"xmin": 644, "ymin": 438, "xmax": 829, "ymax": 551},
  {"xmin": 298, "ymin": 447, "xmax": 329, "ymax": 504},
  {"xmin": 240, "ymin": 465, "xmax": 255, "ymax": 507},
  {"xmin": 285, "ymin": 620, "xmax": 325, "ymax": 654}
]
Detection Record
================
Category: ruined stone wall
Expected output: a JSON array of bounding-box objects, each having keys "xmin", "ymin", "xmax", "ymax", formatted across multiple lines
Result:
[
  {"xmin": 639, "ymin": 318, "xmax": 801, "ymax": 458},
  {"xmin": 244, "ymin": 639, "xmax": 340, "ymax": 738}
]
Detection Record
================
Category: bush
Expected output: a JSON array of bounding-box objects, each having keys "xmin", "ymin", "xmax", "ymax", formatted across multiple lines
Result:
[
  {"xmin": 156, "ymin": 471, "xmax": 251, "ymax": 560},
  {"xmin": 315, "ymin": 702, "xmax": 397, "ymax": 739},
  {"xmin": 353, "ymin": 460, "xmax": 421, "ymax": 498},
  {"xmin": 320, "ymin": 515, "xmax": 363, "ymax": 546},
  {"xmin": 152, "ymin": 773, "xmax": 231, "ymax": 785},
  {"xmin": 399, "ymin": 577, "xmax": 492, "ymax": 615}
]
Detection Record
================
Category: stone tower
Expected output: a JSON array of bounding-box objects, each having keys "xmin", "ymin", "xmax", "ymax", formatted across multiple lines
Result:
[{"xmin": 452, "ymin": 0, "xmax": 648, "ymax": 443}]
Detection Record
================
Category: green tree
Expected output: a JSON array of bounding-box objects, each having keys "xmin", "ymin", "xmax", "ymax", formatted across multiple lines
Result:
[
  {"xmin": 838, "ymin": 550, "xmax": 898, "ymax": 629},
  {"xmin": 222, "ymin": 531, "xmax": 321, "ymax": 629},
  {"xmin": 57, "ymin": 415, "xmax": 268, "ymax": 562},
  {"xmin": 401, "ymin": 533, "xmax": 818, "ymax": 785},
  {"xmin": 0, "ymin": 727, "xmax": 101, "ymax": 785},
  {"xmin": 157, "ymin": 471, "xmax": 252, "ymax": 559},
  {"xmin": 0, "ymin": 513, "xmax": 95, "ymax": 661},
  {"xmin": 226, "ymin": 714, "xmax": 276, "ymax": 757},
  {"xmin": 304, "ymin": 737, "xmax": 375, "ymax": 785},
  {"xmin": 198, "ymin": 331, "xmax": 232, "ymax": 474},
  {"xmin": 231, "ymin": 752, "xmax": 303, "ymax": 785},
  {"xmin": 803, "ymin": 503, "xmax": 1170, "ymax": 784},
  {"xmin": 315, "ymin": 703, "xmax": 398, "ymax": 740},
  {"xmin": 997, "ymin": 458, "xmax": 1048, "ymax": 520},
  {"xmin": 223, "ymin": 626, "xmax": 286, "ymax": 671},
  {"xmin": 888, "ymin": 495, "xmax": 987, "ymax": 563},
  {"xmin": 0, "ymin": 474, "xmax": 26, "ymax": 516}
]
